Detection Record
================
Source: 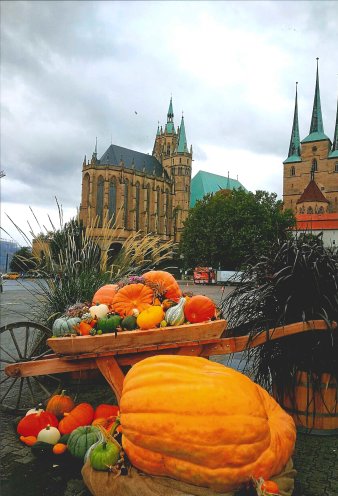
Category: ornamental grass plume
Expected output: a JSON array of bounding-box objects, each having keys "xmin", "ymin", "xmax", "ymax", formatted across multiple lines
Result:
[{"xmin": 3, "ymin": 200, "xmax": 175, "ymax": 328}]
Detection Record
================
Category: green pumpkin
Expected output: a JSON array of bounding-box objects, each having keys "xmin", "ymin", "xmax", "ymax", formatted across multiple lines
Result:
[
  {"xmin": 165, "ymin": 297, "xmax": 186, "ymax": 326},
  {"xmin": 120, "ymin": 315, "xmax": 137, "ymax": 331},
  {"xmin": 31, "ymin": 441, "xmax": 54, "ymax": 458},
  {"xmin": 52, "ymin": 317, "xmax": 81, "ymax": 337},
  {"xmin": 90, "ymin": 441, "xmax": 120, "ymax": 471},
  {"xmin": 97, "ymin": 314, "xmax": 122, "ymax": 333},
  {"xmin": 67, "ymin": 426, "xmax": 100, "ymax": 460}
]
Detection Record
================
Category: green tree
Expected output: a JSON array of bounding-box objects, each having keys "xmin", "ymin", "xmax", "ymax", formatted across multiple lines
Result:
[
  {"xmin": 180, "ymin": 189, "xmax": 295, "ymax": 270},
  {"xmin": 10, "ymin": 247, "xmax": 36, "ymax": 273}
]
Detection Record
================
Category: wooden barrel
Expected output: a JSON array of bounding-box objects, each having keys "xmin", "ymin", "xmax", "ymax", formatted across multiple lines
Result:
[{"xmin": 277, "ymin": 372, "xmax": 338, "ymax": 435}]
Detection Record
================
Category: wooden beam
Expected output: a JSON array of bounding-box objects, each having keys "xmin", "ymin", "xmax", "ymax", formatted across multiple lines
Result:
[{"xmin": 95, "ymin": 357, "xmax": 125, "ymax": 403}]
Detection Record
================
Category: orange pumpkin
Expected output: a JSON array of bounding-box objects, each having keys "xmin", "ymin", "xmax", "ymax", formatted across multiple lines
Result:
[
  {"xmin": 184, "ymin": 295, "xmax": 216, "ymax": 323},
  {"xmin": 112, "ymin": 283, "xmax": 154, "ymax": 317},
  {"xmin": 120, "ymin": 355, "xmax": 295, "ymax": 493},
  {"xmin": 46, "ymin": 390, "xmax": 75, "ymax": 419},
  {"xmin": 94, "ymin": 404, "xmax": 119, "ymax": 420},
  {"xmin": 92, "ymin": 284, "xmax": 118, "ymax": 308},
  {"xmin": 58, "ymin": 403, "xmax": 94, "ymax": 435},
  {"xmin": 143, "ymin": 270, "xmax": 182, "ymax": 301},
  {"xmin": 74, "ymin": 321, "xmax": 92, "ymax": 336}
]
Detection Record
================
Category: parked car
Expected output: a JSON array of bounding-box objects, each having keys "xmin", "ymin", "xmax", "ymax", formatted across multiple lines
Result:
[{"xmin": 3, "ymin": 272, "xmax": 20, "ymax": 280}]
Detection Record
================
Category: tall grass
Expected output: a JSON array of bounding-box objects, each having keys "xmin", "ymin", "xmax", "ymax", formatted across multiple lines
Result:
[{"xmin": 3, "ymin": 202, "xmax": 175, "ymax": 328}]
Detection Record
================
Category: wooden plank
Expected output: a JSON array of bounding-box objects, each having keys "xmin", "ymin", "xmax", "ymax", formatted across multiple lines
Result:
[
  {"xmin": 175, "ymin": 345, "xmax": 203, "ymax": 356},
  {"xmin": 95, "ymin": 357, "xmax": 125, "ymax": 402},
  {"xmin": 5, "ymin": 357, "xmax": 98, "ymax": 378},
  {"xmin": 47, "ymin": 320, "xmax": 227, "ymax": 356}
]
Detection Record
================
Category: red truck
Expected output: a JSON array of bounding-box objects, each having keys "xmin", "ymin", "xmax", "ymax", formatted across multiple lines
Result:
[{"xmin": 193, "ymin": 267, "xmax": 216, "ymax": 285}]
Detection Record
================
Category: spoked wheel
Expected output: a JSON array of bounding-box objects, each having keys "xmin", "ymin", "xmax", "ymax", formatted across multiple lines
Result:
[{"xmin": 0, "ymin": 321, "xmax": 61, "ymax": 413}]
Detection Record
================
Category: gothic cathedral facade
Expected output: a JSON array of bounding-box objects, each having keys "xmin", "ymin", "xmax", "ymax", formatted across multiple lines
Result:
[
  {"xmin": 79, "ymin": 98, "xmax": 192, "ymax": 254},
  {"xmin": 283, "ymin": 60, "xmax": 338, "ymax": 215}
]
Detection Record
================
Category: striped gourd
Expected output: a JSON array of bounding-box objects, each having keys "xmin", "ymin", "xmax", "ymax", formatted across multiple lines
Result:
[{"xmin": 165, "ymin": 297, "xmax": 186, "ymax": 326}]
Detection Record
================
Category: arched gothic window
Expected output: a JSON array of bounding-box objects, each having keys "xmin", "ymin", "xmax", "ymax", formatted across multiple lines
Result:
[
  {"xmin": 124, "ymin": 179, "xmax": 129, "ymax": 229},
  {"xmin": 144, "ymin": 184, "xmax": 150, "ymax": 232},
  {"xmin": 96, "ymin": 176, "xmax": 104, "ymax": 227},
  {"xmin": 83, "ymin": 173, "xmax": 90, "ymax": 207},
  {"xmin": 291, "ymin": 166, "xmax": 295, "ymax": 176},
  {"xmin": 135, "ymin": 182, "xmax": 140, "ymax": 231},
  {"xmin": 156, "ymin": 186, "xmax": 161, "ymax": 233},
  {"xmin": 335, "ymin": 162, "xmax": 338, "ymax": 172},
  {"xmin": 318, "ymin": 206, "xmax": 324, "ymax": 214},
  {"xmin": 108, "ymin": 178, "xmax": 116, "ymax": 223},
  {"xmin": 165, "ymin": 189, "xmax": 170, "ymax": 235},
  {"xmin": 312, "ymin": 159, "xmax": 318, "ymax": 172},
  {"xmin": 307, "ymin": 206, "xmax": 313, "ymax": 214}
]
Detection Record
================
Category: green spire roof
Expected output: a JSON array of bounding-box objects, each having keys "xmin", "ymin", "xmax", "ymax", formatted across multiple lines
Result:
[
  {"xmin": 284, "ymin": 83, "xmax": 302, "ymax": 164},
  {"xmin": 165, "ymin": 97, "xmax": 174, "ymax": 133},
  {"xmin": 156, "ymin": 123, "xmax": 160, "ymax": 136},
  {"xmin": 302, "ymin": 59, "xmax": 330, "ymax": 143},
  {"xmin": 190, "ymin": 170, "xmax": 246, "ymax": 208},
  {"xmin": 167, "ymin": 97, "xmax": 174, "ymax": 120},
  {"xmin": 177, "ymin": 115, "xmax": 188, "ymax": 153},
  {"xmin": 329, "ymin": 98, "xmax": 338, "ymax": 158}
]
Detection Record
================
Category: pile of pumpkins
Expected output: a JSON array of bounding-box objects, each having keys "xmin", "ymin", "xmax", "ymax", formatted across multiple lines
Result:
[
  {"xmin": 17, "ymin": 390, "xmax": 123, "ymax": 472},
  {"xmin": 52, "ymin": 270, "xmax": 218, "ymax": 337}
]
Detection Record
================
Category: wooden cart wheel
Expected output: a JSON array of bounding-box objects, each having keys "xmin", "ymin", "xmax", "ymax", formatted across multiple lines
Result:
[{"xmin": 0, "ymin": 321, "xmax": 61, "ymax": 413}]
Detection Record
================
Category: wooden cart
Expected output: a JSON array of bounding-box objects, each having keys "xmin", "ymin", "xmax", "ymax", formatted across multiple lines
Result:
[{"xmin": 1, "ymin": 319, "xmax": 331, "ymax": 413}]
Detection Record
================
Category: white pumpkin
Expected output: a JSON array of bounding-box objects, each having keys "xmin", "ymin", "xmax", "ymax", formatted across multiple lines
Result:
[
  {"xmin": 26, "ymin": 404, "xmax": 44, "ymax": 416},
  {"xmin": 37, "ymin": 424, "xmax": 61, "ymax": 445},
  {"xmin": 89, "ymin": 304, "xmax": 109, "ymax": 320}
]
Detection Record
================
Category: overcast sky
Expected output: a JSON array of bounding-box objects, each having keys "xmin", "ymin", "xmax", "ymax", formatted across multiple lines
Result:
[{"xmin": 1, "ymin": 0, "xmax": 338, "ymax": 244}]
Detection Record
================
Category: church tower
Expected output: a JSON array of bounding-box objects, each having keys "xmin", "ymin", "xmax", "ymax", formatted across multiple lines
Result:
[
  {"xmin": 283, "ymin": 59, "xmax": 338, "ymax": 214},
  {"xmin": 152, "ymin": 98, "xmax": 193, "ymax": 241}
]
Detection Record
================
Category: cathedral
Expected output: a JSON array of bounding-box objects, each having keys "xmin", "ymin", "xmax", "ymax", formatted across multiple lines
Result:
[
  {"xmin": 79, "ymin": 98, "xmax": 192, "ymax": 254},
  {"xmin": 283, "ymin": 60, "xmax": 338, "ymax": 216}
]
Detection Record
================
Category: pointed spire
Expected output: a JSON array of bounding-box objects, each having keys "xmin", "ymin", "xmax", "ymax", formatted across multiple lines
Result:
[
  {"xmin": 329, "ymin": 97, "xmax": 338, "ymax": 158},
  {"xmin": 177, "ymin": 114, "xmax": 188, "ymax": 153},
  {"xmin": 156, "ymin": 121, "xmax": 160, "ymax": 136},
  {"xmin": 167, "ymin": 97, "xmax": 174, "ymax": 122},
  {"xmin": 165, "ymin": 97, "xmax": 175, "ymax": 133},
  {"xmin": 302, "ymin": 58, "xmax": 330, "ymax": 143},
  {"xmin": 310, "ymin": 58, "xmax": 324, "ymax": 134},
  {"xmin": 284, "ymin": 83, "xmax": 302, "ymax": 163}
]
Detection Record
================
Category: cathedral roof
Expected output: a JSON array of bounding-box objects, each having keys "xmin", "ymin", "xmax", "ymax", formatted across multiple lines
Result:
[
  {"xmin": 190, "ymin": 170, "xmax": 246, "ymax": 208},
  {"xmin": 177, "ymin": 115, "xmax": 188, "ymax": 153},
  {"xmin": 296, "ymin": 179, "xmax": 329, "ymax": 204},
  {"xmin": 99, "ymin": 144, "xmax": 169, "ymax": 179}
]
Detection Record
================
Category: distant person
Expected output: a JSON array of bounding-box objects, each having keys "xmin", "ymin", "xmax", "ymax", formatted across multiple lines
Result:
[{"xmin": 0, "ymin": 273, "xmax": 3, "ymax": 293}]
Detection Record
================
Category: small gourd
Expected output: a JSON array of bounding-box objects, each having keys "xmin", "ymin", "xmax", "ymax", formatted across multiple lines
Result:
[
  {"xmin": 90, "ymin": 441, "xmax": 120, "ymax": 471},
  {"xmin": 89, "ymin": 304, "xmax": 109, "ymax": 320},
  {"xmin": 137, "ymin": 305, "xmax": 164, "ymax": 330},
  {"xmin": 52, "ymin": 317, "xmax": 81, "ymax": 337},
  {"xmin": 165, "ymin": 297, "xmax": 186, "ymax": 326},
  {"xmin": 120, "ymin": 315, "xmax": 137, "ymax": 331},
  {"xmin": 97, "ymin": 314, "xmax": 122, "ymax": 333},
  {"xmin": 37, "ymin": 424, "xmax": 61, "ymax": 445},
  {"xmin": 67, "ymin": 425, "xmax": 100, "ymax": 459}
]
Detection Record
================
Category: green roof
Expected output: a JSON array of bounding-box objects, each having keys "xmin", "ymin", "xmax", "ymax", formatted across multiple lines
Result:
[
  {"xmin": 283, "ymin": 154, "xmax": 302, "ymax": 164},
  {"xmin": 328, "ymin": 150, "xmax": 338, "ymax": 158},
  {"xmin": 177, "ymin": 116, "xmax": 188, "ymax": 153},
  {"xmin": 301, "ymin": 131, "xmax": 330, "ymax": 144},
  {"xmin": 285, "ymin": 83, "xmax": 301, "ymax": 163},
  {"xmin": 165, "ymin": 122, "xmax": 175, "ymax": 133},
  {"xmin": 190, "ymin": 170, "xmax": 246, "ymax": 208}
]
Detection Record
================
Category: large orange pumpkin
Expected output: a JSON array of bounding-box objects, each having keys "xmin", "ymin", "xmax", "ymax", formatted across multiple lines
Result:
[
  {"xmin": 92, "ymin": 284, "xmax": 118, "ymax": 308},
  {"xmin": 120, "ymin": 355, "xmax": 296, "ymax": 493},
  {"xmin": 143, "ymin": 270, "xmax": 182, "ymax": 301},
  {"xmin": 112, "ymin": 283, "xmax": 154, "ymax": 317}
]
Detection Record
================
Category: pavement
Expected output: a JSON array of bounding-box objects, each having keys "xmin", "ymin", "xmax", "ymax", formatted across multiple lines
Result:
[{"xmin": 1, "ymin": 279, "xmax": 337, "ymax": 496}]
